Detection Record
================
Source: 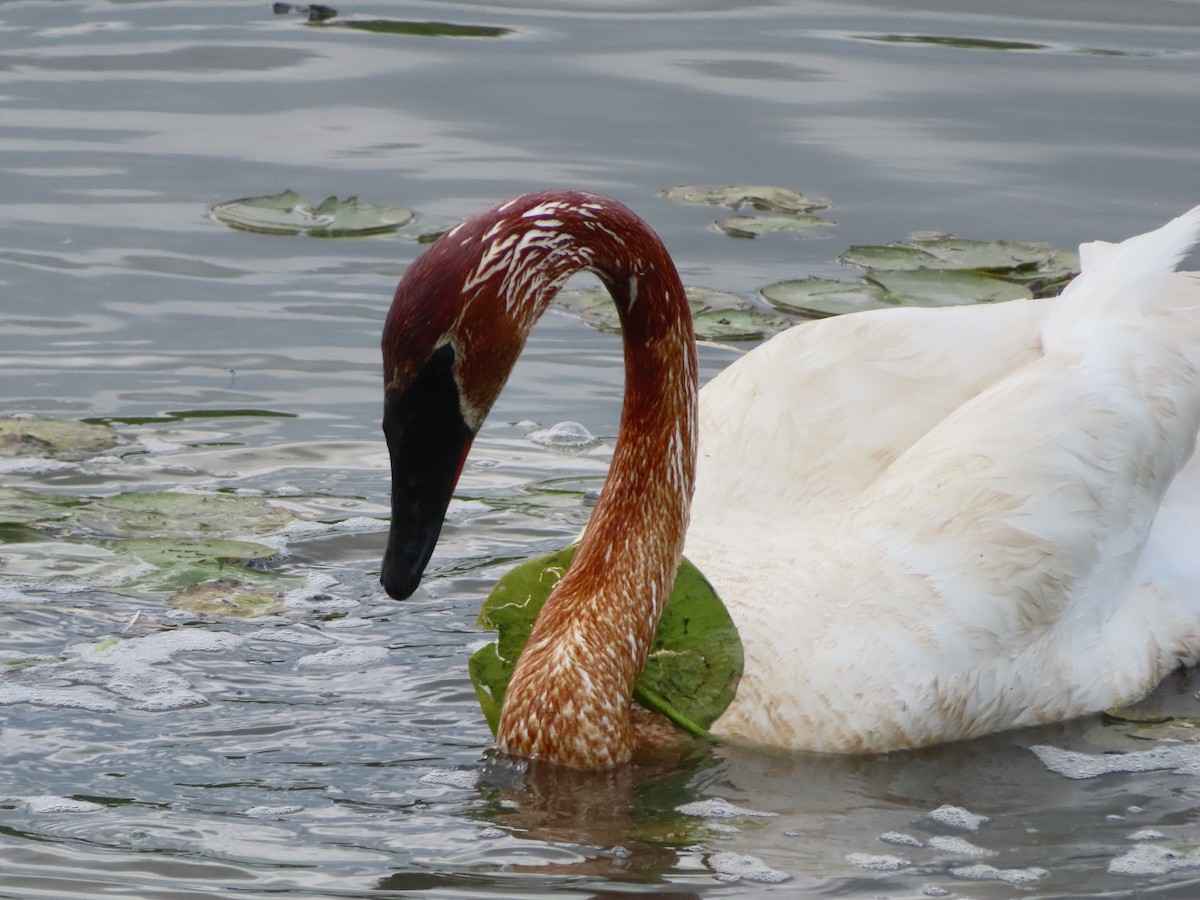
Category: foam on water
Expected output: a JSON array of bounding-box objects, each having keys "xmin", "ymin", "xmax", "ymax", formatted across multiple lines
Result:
[
  {"xmin": 879, "ymin": 831, "xmax": 924, "ymax": 847},
  {"xmin": 20, "ymin": 795, "xmax": 105, "ymax": 813},
  {"xmin": 950, "ymin": 863, "xmax": 1048, "ymax": 884},
  {"xmin": 294, "ymin": 645, "xmax": 389, "ymax": 668},
  {"xmin": 1032, "ymin": 743, "xmax": 1200, "ymax": 779},
  {"xmin": 245, "ymin": 805, "xmax": 304, "ymax": 818},
  {"xmin": 1128, "ymin": 828, "xmax": 1167, "ymax": 841},
  {"xmin": 418, "ymin": 769, "xmax": 479, "ymax": 790},
  {"xmin": 0, "ymin": 683, "xmax": 120, "ymax": 712},
  {"xmin": 676, "ymin": 797, "xmax": 777, "ymax": 819},
  {"xmin": 707, "ymin": 851, "xmax": 790, "ymax": 883},
  {"xmin": 927, "ymin": 835, "xmax": 996, "ymax": 857},
  {"xmin": 846, "ymin": 852, "xmax": 911, "ymax": 872},
  {"xmin": 927, "ymin": 804, "xmax": 989, "ymax": 831},
  {"xmin": 1109, "ymin": 844, "xmax": 1200, "ymax": 876},
  {"xmin": 246, "ymin": 626, "xmax": 337, "ymax": 647}
]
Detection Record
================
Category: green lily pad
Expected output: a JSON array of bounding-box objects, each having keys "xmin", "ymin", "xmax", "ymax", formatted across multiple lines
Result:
[
  {"xmin": 661, "ymin": 185, "xmax": 831, "ymax": 215},
  {"xmin": 761, "ymin": 277, "xmax": 895, "ymax": 318},
  {"xmin": 469, "ymin": 545, "xmax": 743, "ymax": 739},
  {"xmin": 211, "ymin": 189, "xmax": 414, "ymax": 237},
  {"xmin": 71, "ymin": 491, "xmax": 294, "ymax": 540},
  {"xmin": 556, "ymin": 285, "xmax": 791, "ymax": 341},
  {"xmin": 0, "ymin": 417, "xmax": 117, "ymax": 458},
  {"xmin": 714, "ymin": 214, "xmax": 830, "ymax": 239},
  {"xmin": 168, "ymin": 579, "xmax": 287, "ymax": 618}
]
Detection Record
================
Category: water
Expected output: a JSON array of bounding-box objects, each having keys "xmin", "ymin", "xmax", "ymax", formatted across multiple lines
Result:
[{"xmin": 3, "ymin": 0, "xmax": 1200, "ymax": 896}]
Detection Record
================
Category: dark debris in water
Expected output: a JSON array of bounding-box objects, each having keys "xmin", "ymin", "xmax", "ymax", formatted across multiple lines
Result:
[{"xmin": 273, "ymin": 3, "xmax": 337, "ymax": 22}]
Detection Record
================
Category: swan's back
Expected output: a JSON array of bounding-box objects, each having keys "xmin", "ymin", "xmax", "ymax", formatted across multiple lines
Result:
[{"xmin": 689, "ymin": 207, "xmax": 1200, "ymax": 752}]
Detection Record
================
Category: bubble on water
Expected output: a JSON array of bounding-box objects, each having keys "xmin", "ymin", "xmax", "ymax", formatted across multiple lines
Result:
[
  {"xmin": 707, "ymin": 851, "xmax": 790, "ymax": 883},
  {"xmin": 1128, "ymin": 829, "xmax": 1167, "ymax": 841},
  {"xmin": 928, "ymin": 835, "xmax": 996, "ymax": 856},
  {"xmin": 418, "ymin": 768, "xmax": 479, "ymax": 790},
  {"xmin": 846, "ymin": 852, "xmax": 911, "ymax": 871},
  {"xmin": 950, "ymin": 863, "xmax": 1048, "ymax": 884},
  {"xmin": 676, "ymin": 797, "xmax": 777, "ymax": 819},
  {"xmin": 22, "ymin": 795, "xmax": 105, "ymax": 813},
  {"xmin": 927, "ymin": 804, "xmax": 989, "ymax": 831},
  {"xmin": 245, "ymin": 805, "xmax": 304, "ymax": 818},
  {"xmin": 707, "ymin": 822, "xmax": 741, "ymax": 834},
  {"xmin": 246, "ymin": 627, "xmax": 337, "ymax": 647},
  {"xmin": 1032, "ymin": 743, "xmax": 1200, "ymax": 779},
  {"xmin": 922, "ymin": 887, "xmax": 952, "ymax": 897},
  {"xmin": 880, "ymin": 831, "xmax": 923, "ymax": 847},
  {"xmin": 295, "ymin": 645, "xmax": 389, "ymax": 668},
  {"xmin": 479, "ymin": 826, "xmax": 506, "ymax": 839},
  {"xmin": 527, "ymin": 421, "xmax": 599, "ymax": 450}
]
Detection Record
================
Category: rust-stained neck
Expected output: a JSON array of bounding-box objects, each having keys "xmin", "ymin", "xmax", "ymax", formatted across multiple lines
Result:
[{"xmin": 384, "ymin": 190, "xmax": 698, "ymax": 769}]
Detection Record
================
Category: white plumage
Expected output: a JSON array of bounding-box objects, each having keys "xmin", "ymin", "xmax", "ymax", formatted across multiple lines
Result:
[{"xmin": 688, "ymin": 206, "xmax": 1200, "ymax": 752}]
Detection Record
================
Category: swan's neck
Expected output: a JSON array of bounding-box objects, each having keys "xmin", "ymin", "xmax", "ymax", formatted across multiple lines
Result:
[{"xmin": 427, "ymin": 192, "xmax": 698, "ymax": 769}]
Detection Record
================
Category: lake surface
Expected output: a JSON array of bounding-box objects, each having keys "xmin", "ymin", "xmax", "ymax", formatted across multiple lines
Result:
[{"xmin": 3, "ymin": 0, "xmax": 1200, "ymax": 896}]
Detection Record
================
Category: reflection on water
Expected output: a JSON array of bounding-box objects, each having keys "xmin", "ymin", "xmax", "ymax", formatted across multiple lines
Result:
[{"xmin": 3, "ymin": 0, "xmax": 1200, "ymax": 896}]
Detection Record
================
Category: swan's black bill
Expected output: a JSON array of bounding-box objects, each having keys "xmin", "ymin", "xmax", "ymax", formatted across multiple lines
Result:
[{"xmin": 381, "ymin": 344, "xmax": 473, "ymax": 600}]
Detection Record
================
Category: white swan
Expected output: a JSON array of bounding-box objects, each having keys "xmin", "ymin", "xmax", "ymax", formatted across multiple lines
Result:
[{"xmin": 380, "ymin": 190, "xmax": 1200, "ymax": 769}]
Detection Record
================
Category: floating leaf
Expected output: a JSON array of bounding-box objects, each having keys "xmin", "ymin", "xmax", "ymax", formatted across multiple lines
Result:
[
  {"xmin": 714, "ymin": 214, "xmax": 830, "ymax": 239},
  {"xmin": 0, "ymin": 417, "xmax": 117, "ymax": 458},
  {"xmin": 71, "ymin": 491, "xmax": 293, "ymax": 540},
  {"xmin": 661, "ymin": 185, "xmax": 831, "ymax": 215},
  {"xmin": 168, "ymin": 580, "xmax": 287, "ymax": 618},
  {"xmin": 469, "ymin": 546, "xmax": 743, "ymax": 738},
  {"xmin": 211, "ymin": 189, "xmax": 413, "ymax": 237},
  {"xmin": 761, "ymin": 277, "xmax": 894, "ymax": 318},
  {"xmin": 556, "ymin": 285, "xmax": 791, "ymax": 341}
]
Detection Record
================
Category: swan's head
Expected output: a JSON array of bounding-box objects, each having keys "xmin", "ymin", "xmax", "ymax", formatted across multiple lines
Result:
[{"xmin": 378, "ymin": 205, "xmax": 547, "ymax": 600}]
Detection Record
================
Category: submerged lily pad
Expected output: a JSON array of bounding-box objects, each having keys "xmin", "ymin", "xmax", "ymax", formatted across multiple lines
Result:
[
  {"xmin": 0, "ymin": 487, "xmax": 76, "ymax": 526},
  {"xmin": 0, "ymin": 417, "xmax": 117, "ymax": 458},
  {"xmin": 168, "ymin": 579, "xmax": 287, "ymax": 618},
  {"xmin": 469, "ymin": 545, "xmax": 743, "ymax": 739},
  {"xmin": 330, "ymin": 19, "xmax": 511, "ymax": 37},
  {"xmin": 714, "ymin": 214, "xmax": 830, "ymax": 239},
  {"xmin": 71, "ymin": 491, "xmax": 294, "ymax": 540},
  {"xmin": 661, "ymin": 185, "xmax": 831, "ymax": 215},
  {"xmin": 211, "ymin": 189, "xmax": 414, "ymax": 237},
  {"xmin": 556, "ymin": 285, "xmax": 790, "ymax": 341},
  {"xmin": 120, "ymin": 537, "xmax": 297, "ymax": 596}
]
